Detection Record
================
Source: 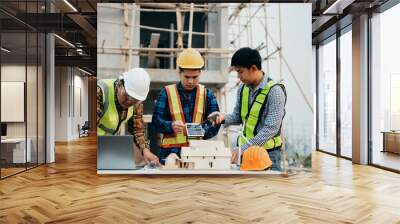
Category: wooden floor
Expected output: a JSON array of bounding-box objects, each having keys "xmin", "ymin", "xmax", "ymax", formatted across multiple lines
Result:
[
  {"xmin": 0, "ymin": 167, "xmax": 26, "ymax": 178},
  {"xmin": 373, "ymin": 151, "xmax": 400, "ymax": 171},
  {"xmin": 1, "ymin": 136, "xmax": 400, "ymax": 223}
]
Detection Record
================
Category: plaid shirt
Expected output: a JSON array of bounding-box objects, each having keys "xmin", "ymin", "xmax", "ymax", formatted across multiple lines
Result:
[
  {"xmin": 152, "ymin": 82, "xmax": 221, "ymax": 148},
  {"xmin": 224, "ymin": 74, "xmax": 286, "ymax": 153},
  {"xmin": 97, "ymin": 80, "xmax": 150, "ymax": 152}
]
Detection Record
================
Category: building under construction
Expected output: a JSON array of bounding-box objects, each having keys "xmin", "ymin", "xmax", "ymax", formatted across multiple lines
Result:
[
  {"xmin": 97, "ymin": 3, "xmax": 314, "ymax": 167},
  {"xmin": 98, "ymin": 3, "xmax": 233, "ymax": 154},
  {"xmin": 97, "ymin": 3, "xmax": 231, "ymax": 111}
]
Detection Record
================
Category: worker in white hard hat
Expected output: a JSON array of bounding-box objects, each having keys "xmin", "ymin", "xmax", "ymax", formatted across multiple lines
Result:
[
  {"xmin": 152, "ymin": 48, "xmax": 221, "ymax": 165},
  {"xmin": 97, "ymin": 68, "xmax": 160, "ymax": 165}
]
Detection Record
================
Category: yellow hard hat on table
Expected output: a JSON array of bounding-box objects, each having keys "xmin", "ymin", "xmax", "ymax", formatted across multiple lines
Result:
[{"xmin": 176, "ymin": 48, "xmax": 204, "ymax": 69}]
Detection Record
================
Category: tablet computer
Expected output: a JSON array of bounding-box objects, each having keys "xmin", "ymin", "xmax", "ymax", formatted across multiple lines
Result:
[{"xmin": 186, "ymin": 123, "xmax": 205, "ymax": 137}]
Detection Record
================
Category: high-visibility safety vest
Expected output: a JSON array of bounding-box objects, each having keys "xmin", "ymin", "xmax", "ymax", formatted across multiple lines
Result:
[
  {"xmin": 161, "ymin": 84, "xmax": 206, "ymax": 148},
  {"xmin": 97, "ymin": 79, "xmax": 135, "ymax": 136},
  {"xmin": 239, "ymin": 79, "xmax": 286, "ymax": 150}
]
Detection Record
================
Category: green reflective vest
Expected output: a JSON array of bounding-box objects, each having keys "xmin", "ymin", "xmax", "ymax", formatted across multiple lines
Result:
[
  {"xmin": 239, "ymin": 79, "xmax": 286, "ymax": 150},
  {"xmin": 97, "ymin": 79, "xmax": 135, "ymax": 136}
]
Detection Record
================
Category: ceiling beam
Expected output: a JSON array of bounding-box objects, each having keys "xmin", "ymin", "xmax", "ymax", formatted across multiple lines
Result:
[{"xmin": 55, "ymin": 55, "xmax": 96, "ymax": 69}]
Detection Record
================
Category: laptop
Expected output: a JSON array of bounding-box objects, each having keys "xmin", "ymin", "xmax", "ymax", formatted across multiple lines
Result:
[{"xmin": 97, "ymin": 135, "xmax": 136, "ymax": 170}]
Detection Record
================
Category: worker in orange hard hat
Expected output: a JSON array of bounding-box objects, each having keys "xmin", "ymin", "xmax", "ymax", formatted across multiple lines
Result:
[
  {"xmin": 152, "ymin": 48, "xmax": 221, "ymax": 165},
  {"xmin": 208, "ymin": 47, "xmax": 287, "ymax": 171},
  {"xmin": 240, "ymin": 146, "xmax": 272, "ymax": 171}
]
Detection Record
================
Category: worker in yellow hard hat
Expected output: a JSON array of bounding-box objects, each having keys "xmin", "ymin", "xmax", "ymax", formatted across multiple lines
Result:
[
  {"xmin": 209, "ymin": 47, "xmax": 287, "ymax": 171},
  {"xmin": 97, "ymin": 68, "xmax": 160, "ymax": 165},
  {"xmin": 152, "ymin": 48, "xmax": 221, "ymax": 165}
]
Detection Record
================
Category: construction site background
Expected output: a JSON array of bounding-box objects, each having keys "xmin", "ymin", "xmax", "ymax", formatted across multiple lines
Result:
[{"xmin": 97, "ymin": 3, "xmax": 313, "ymax": 170}]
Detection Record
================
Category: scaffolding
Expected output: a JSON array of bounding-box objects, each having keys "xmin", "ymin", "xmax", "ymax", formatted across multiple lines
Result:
[{"xmin": 98, "ymin": 3, "xmax": 233, "ymax": 69}]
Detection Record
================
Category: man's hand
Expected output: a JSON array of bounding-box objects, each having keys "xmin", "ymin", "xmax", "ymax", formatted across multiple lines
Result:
[
  {"xmin": 143, "ymin": 148, "xmax": 160, "ymax": 166},
  {"xmin": 172, "ymin": 121, "xmax": 186, "ymax": 135},
  {"xmin": 231, "ymin": 148, "xmax": 239, "ymax": 164},
  {"xmin": 208, "ymin": 112, "xmax": 225, "ymax": 125}
]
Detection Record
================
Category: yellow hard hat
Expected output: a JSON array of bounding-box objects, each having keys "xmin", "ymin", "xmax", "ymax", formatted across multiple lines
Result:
[
  {"xmin": 176, "ymin": 48, "xmax": 204, "ymax": 69},
  {"xmin": 240, "ymin": 146, "xmax": 272, "ymax": 171}
]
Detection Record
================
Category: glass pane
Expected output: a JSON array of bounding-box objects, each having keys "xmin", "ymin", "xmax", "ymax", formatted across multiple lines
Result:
[
  {"xmin": 1, "ymin": 30, "xmax": 27, "ymax": 177},
  {"xmin": 38, "ymin": 32, "xmax": 45, "ymax": 165},
  {"xmin": 318, "ymin": 37, "xmax": 337, "ymax": 154},
  {"xmin": 340, "ymin": 30, "xmax": 352, "ymax": 158},
  {"xmin": 371, "ymin": 4, "xmax": 400, "ymax": 171},
  {"xmin": 27, "ymin": 31, "xmax": 38, "ymax": 169}
]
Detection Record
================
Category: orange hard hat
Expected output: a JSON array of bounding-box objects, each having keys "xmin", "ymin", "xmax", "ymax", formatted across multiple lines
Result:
[{"xmin": 240, "ymin": 146, "xmax": 273, "ymax": 171}]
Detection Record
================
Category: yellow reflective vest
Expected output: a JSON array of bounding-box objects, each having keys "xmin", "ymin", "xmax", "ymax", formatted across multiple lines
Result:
[
  {"xmin": 97, "ymin": 79, "xmax": 135, "ymax": 136},
  {"xmin": 161, "ymin": 84, "xmax": 206, "ymax": 148},
  {"xmin": 239, "ymin": 79, "xmax": 286, "ymax": 150}
]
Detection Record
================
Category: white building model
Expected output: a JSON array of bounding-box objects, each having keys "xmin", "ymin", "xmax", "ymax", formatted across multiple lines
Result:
[{"xmin": 180, "ymin": 140, "xmax": 232, "ymax": 170}]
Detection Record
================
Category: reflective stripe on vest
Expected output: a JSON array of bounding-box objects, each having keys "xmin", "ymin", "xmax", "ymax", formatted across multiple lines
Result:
[
  {"xmin": 161, "ymin": 84, "xmax": 206, "ymax": 148},
  {"xmin": 239, "ymin": 80, "xmax": 284, "ymax": 150},
  {"xmin": 97, "ymin": 79, "xmax": 135, "ymax": 136}
]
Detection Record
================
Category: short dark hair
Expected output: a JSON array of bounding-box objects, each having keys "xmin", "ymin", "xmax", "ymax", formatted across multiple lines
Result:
[{"xmin": 230, "ymin": 47, "xmax": 262, "ymax": 70}]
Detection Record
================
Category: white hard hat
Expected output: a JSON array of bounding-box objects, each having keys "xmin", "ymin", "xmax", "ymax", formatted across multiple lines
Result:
[{"xmin": 122, "ymin": 68, "xmax": 151, "ymax": 101}]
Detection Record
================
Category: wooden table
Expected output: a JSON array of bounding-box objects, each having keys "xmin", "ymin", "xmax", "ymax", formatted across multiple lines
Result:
[
  {"xmin": 97, "ymin": 167, "xmax": 283, "ymax": 175},
  {"xmin": 382, "ymin": 131, "xmax": 400, "ymax": 154}
]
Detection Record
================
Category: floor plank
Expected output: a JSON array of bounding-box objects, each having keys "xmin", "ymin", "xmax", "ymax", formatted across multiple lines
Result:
[{"xmin": 0, "ymin": 135, "xmax": 399, "ymax": 223}]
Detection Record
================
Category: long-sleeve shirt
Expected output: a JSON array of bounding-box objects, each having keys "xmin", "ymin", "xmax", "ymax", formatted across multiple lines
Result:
[
  {"xmin": 224, "ymin": 74, "xmax": 286, "ymax": 153},
  {"xmin": 152, "ymin": 82, "xmax": 221, "ymax": 145},
  {"xmin": 97, "ymin": 80, "xmax": 150, "ymax": 152}
]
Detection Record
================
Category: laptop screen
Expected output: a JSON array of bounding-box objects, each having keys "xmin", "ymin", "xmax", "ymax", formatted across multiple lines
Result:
[{"xmin": 97, "ymin": 135, "xmax": 136, "ymax": 170}]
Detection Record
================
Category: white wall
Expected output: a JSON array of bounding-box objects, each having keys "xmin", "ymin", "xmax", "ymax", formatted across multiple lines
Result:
[
  {"xmin": 1, "ymin": 64, "xmax": 46, "ymax": 164},
  {"xmin": 55, "ymin": 67, "xmax": 89, "ymax": 141},
  {"xmin": 55, "ymin": 67, "xmax": 68, "ymax": 141},
  {"xmin": 1, "ymin": 65, "xmax": 26, "ymax": 139},
  {"xmin": 72, "ymin": 73, "xmax": 89, "ymax": 138},
  {"xmin": 1, "ymin": 65, "xmax": 41, "ymax": 138}
]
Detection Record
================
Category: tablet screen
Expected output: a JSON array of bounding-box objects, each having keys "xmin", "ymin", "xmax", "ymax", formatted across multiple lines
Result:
[{"xmin": 186, "ymin": 123, "xmax": 204, "ymax": 137}]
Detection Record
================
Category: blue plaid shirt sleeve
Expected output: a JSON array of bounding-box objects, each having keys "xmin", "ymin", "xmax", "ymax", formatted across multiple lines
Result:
[
  {"xmin": 203, "ymin": 88, "xmax": 221, "ymax": 139},
  {"xmin": 152, "ymin": 88, "xmax": 174, "ymax": 134}
]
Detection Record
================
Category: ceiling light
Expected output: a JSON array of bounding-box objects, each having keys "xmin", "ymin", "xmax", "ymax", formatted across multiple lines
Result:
[
  {"xmin": 63, "ymin": 0, "xmax": 78, "ymax": 12},
  {"xmin": 1, "ymin": 47, "xmax": 11, "ymax": 53},
  {"xmin": 323, "ymin": 0, "xmax": 354, "ymax": 15},
  {"xmin": 78, "ymin": 67, "xmax": 92, "ymax": 76},
  {"xmin": 54, "ymin": 34, "xmax": 75, "ymax": 48}
]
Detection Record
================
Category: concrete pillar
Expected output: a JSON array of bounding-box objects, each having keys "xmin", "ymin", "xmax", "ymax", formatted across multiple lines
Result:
[
  {"xmin": 45, "ymin": 0, "xmax": 55, "ymax": 163},
  {"xmin": 132, "ymin": 4, "xmax": 140, "ymax": 68},
  {"xmin": 207, "ymin": 5, "xmax": 229, "ymax": 72},
  {"xmin": 352, "ymin": 14, "xmax": 369, "ymax": 164},
  {"xmin": 46, "ymin": 33, "xmax": 55, "ymax": 163}
]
